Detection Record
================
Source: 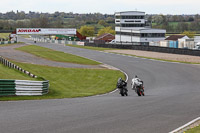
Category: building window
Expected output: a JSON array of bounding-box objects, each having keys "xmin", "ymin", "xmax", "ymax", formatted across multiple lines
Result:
[
  {"xmin": 117, "ymin": 32, "xmax": 165, "ymax": 38},
  {"xmin": 121, "ymin": 16, "xmax": 145, "ymax": 19},
  {"xmin": 116, "ymin": 31, "xmax": 140, "ymax": 37},
  {"xmin": 115, "ymin": 24, "xmax": 121, "ymax": 27},
  {"xmin": 141, "ymin": 33, "xmax": 165, "ymax": 38},
  {"xmin": 125, "ymin": 20, "xmax": 135, "ymax": 22},
  {"xmin": 121, "ymin": 24, "xmax": 144, "ymax": 27}
]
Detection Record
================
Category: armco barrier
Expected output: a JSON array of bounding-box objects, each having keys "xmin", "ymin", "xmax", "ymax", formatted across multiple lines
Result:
[
  {"xmin": 85, "ymin": 43, "xmax": 200, "ymax": 57},
  {"xmin": 0, "ymin": 80, "xmax": 49, "ymax": 96},
  {"xmin": 0, "ymin": 56, "xmax": 49, "ymax": 96}
]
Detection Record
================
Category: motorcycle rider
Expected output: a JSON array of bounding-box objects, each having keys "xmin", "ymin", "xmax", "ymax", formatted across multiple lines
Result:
[
  {"xmin": 131, "ymin": 75, "xmax": 143, "ymax": 90},
  {"xmin": 117, "ymin": 77, "xmax": 128, "ymax": 95},
  {"xmin": 117, "ymin": 77, "xmax": 127, "ymax": 88}
]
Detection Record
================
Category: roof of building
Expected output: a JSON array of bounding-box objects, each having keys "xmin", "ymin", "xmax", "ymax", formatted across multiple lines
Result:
[
  {"xmin": 95, "ymin": 33, "xmax": 114, "ymax": 40},
  {"xmin": 165, "ymin": 35, "xmax": 186, "ymax": 41},
  {"xmin": 115, "ymin": 11, "xmax": 145, "ymax": 14}
]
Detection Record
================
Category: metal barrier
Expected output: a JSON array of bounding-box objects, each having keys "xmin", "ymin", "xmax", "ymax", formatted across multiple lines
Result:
[
  {"xmin": 0, "ymin": 56, "xmax": 49, "ymax": 96},
  {"xmin": 31, "ymin": 36, "xmax": 85, "ymax": 45},
  {"xmin": 85, "ymin": 43, "xmax": 200, "ymax": 57}
]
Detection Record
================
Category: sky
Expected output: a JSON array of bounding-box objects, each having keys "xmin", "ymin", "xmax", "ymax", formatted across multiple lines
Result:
[{"xmin": 0, "ymin": 0, "xmax": 200, "ymax": 15}]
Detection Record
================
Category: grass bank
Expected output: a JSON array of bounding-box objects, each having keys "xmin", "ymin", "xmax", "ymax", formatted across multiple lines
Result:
[
  {"xmin": 0, "ymin": 33, "xmax": 9, "ymax": 39},
  {"xmin": 16, "ymin": 45, "xmax": 101, "ymax": 65},
  {"xmin": 0, "ymin": 42, "xmax": 24, "ymax": 47},
  {"xmin": 0, "ymin": 62, "xmax": 124, "ymax": 101},
  {"xmin": 0, "ymin": 63, "xmax": 37, "ymax": 80}
]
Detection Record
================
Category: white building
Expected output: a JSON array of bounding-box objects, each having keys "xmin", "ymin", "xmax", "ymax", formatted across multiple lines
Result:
[{"xmin": 115, "ymin": 11, "xmax": 166, "ymax": 45}]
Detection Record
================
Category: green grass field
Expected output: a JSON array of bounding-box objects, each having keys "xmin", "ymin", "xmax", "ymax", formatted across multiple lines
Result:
[
  {"xmin": 0, "ymin": 33, "xmax": 10, "ymax": 39},
  {"xmin": 0, "ymin": 45, "xmax": 125, "ymax": 100},
  {"xmin": 66, "ymin": 44, "xmax": 116, "ymax": 51},
  {"xmin": 0, "ymin": 63, "xmax": 37, "ymax": 80},
  {"xmin": 0, "ymin": 62, "xmax": 124, "ymax": 101},
  {"xmin": 0, "ymin": 42, "xmax": 24, "ymax": 47},
  {"xmin": 16, "ymin": 45, "xmax": 101, "ymax": 65},
  {"xmin": 186, "ymin": 125, "xmax": 200, "ymax": 133},
  {"xmin": 19, "ymin": 35, "xmax": 30, "ymax": 38}
]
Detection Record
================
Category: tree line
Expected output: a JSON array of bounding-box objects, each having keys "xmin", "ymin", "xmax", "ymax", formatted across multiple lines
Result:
[
  {"xmin": 0, "ymin": 11, "xmax": 200, "ymax": 35},
  {"xmin": 149, "ymin": 14, "xmax": 200, "ymax": 33}
]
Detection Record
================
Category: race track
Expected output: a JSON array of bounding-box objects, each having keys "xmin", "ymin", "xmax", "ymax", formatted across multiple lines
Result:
[{"xmin": 0, "ymin": 37, "xmax": 200, "ymax": 133}]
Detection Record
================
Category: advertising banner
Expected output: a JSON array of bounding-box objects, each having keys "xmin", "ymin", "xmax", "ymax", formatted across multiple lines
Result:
[{"xmin": 16, "ymin": 28, "xmax": 76, "ymax": 35}]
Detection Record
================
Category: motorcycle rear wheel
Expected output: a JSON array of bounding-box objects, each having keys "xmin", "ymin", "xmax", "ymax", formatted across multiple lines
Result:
[
  {"xmin": 120, "ymin": 89, "xmax": 124, "ymax": 96},
  {"xmin": 136, "ymin": 88, "xmax": 141, "ymax": 96}
]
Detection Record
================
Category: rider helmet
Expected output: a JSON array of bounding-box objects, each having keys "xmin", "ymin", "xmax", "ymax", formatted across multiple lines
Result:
[{"xmin": 118, "ymin": 77, "xmax": 122, "ymax": 82}]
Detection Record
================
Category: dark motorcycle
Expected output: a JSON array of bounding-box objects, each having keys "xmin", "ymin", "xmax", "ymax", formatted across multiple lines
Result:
[
  {"xmin": 117, "ymin": 79, "xmax": 128, "ymax": 96},
  {"xmin": 135, "ymin": 82, "xmax": 144, "ymax": 96}
]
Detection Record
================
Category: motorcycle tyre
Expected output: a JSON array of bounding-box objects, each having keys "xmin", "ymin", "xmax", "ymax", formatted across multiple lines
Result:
[
  {"xmin": 136, "ymin": 88, "xmax": 141, "ymax": 96},
  {"xmin": 120, "ymin": 89, "xmax": 124, "ymax": 96},
  {"xmin": 141, "ymin": 89, "xmax": 145, "ymax": 96},
  {"xmin": 124, "ymin": 90, "xmax": 128, "ymax": 96}
]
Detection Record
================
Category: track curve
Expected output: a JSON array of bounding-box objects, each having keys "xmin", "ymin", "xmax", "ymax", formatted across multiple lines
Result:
[{"xmin": 0, "ymin": 37, "xmax": 200, "ymax": 133}]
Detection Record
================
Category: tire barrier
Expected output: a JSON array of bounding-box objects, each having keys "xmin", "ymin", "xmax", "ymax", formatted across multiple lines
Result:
[
  {"xmin": 0, "ymin": 56, "xmax": 49, "ymax": 96},
  {"xmin": 0, "ymin": 80, "xmax": 49, "ymax": 96},
  {"xmin": 0, "ymin": 41, "xmax": 17, "ymax": 45}
]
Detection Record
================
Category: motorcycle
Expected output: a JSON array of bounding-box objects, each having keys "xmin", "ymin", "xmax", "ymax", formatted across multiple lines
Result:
[
  {"xmin": 131, "ymin": 79, "xmax": 145, "ymax": 96},
  {"xmin": 117, "ymin": 79, "xmax": 128, "ymax": 96}
]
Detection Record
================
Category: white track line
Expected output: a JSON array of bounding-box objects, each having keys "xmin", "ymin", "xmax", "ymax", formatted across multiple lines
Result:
[{"xmin": 169, "ymin": 117, "xmax": 200, "ymax": 133}]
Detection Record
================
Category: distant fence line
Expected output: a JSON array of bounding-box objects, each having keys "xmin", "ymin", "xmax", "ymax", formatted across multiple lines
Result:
[
  {"xmin": 0, "ymin": 56, "xmax": 49, "ymax": 96},
  {"xmin": 31, "ymin": 36, "xmax": 85, "ymax": 46},
  {"xmin": 85, "ymin": 42, "xmax": 200, "ymax": 56},
  {"xmin": 0, "ymin": 41, "xmax": 17, "ymax": 45}
]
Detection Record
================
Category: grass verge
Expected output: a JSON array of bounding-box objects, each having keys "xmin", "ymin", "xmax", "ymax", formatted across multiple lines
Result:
[
  {"xmin": 66, "ymin": 44, "xmax": 117, "ymax": 51},
  {"xmin": 0, "ymin": 63, "xmax": 38, "ymax": 80},
  {"xmin": 186, "ymin": 125, "xmax": 200, "ymax": 133},
  {"xmin": 0, "ymin": 33, "xmax": 9, "ymax": 39},
  {"xmin": 19, "ymin": 35, "xmax": 30, "ymax": 38},
  {"xmin": 16, "ymin": 45, "xmax": 101, "ymax": 65},
  {"xmin": 111, "ymin": 52, "xmax": 200, "ymax": 64},
  {"xmin": 0, "ymin": 62, "xmax": 125, "ymax": 101},
  {"xmin": 0, "ymin": 42, "xmax": 24, "ymax": 47}
]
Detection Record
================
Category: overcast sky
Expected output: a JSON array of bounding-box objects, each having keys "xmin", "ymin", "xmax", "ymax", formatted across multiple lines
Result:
[{"xmin": 1, "ymin": 0, "xmax": 200, "ymax": 15}]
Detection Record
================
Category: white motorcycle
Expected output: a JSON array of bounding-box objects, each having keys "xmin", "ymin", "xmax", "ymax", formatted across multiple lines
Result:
[{"xmin": 131, "ymin": 78, "xmax": 145, "ymax": 96}]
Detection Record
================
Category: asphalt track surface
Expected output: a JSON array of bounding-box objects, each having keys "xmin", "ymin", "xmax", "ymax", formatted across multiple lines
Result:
[{"xmin": 0, "ymin": 38, "xmax": 200, "ymax": 133}]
